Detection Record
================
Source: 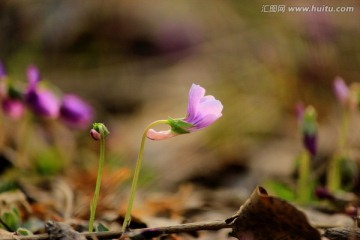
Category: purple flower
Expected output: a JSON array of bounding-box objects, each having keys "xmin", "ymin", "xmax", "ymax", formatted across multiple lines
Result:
[
  {"xmin": 27, "ymin": 65, "xmax": 41, "ymax": 86},
  {"xmin": 301, "ymin": 106, "xmax": 318, "ymax": 156},
  {"xmin": 24, "ymin": 65, "xmax": 60, "ymax": 118},
  {"xmin": 60, "ymin": 94, "xmax": 93, "ymax": 129},
  {"xmin": 25, "ymin": 88, "xmax": 60, "ymax": 118},
  {"xmin": 1, "ymin": 98, "xmax": 25, "ymax": 120},
  {"xmin": 147, "ymin": 84, "xmax": 223, "ymax": 140},
  {"xmin": 184, "ymin": 84, "xmax": 223, "ymax": 130},
  {"xmin": 0, "ymin": 61, "xmax": 6, "ymax": 79},
  {"xmin": 333, "ymin": 76, "xmax": 349, "ymax": 106},
  {"xmin": 303, "ymin": 133, "xmax": 317, "ymax": 157},
  {"xmin": 0, "ymin": 61, "xmax": 7, "ymax": 97}
]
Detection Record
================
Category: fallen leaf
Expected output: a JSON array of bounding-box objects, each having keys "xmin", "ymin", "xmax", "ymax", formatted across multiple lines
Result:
[{"xmin": 225, "ymin": 186, "xmax": 321, "ymax": 240}]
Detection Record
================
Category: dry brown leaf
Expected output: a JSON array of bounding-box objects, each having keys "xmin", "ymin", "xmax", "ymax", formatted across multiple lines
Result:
[{"xmin": 225, "ymin": 186, "xmax": 321, "ymax": 240}]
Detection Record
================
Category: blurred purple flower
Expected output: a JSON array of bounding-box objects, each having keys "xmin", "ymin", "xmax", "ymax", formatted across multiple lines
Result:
[
  {"xmin": 60, "ymin": 94, "xmax": 93, "ymax": 129},
  {"xmin": 333, "ymin": 76, "xmax": 349, "ymax": 106},
  {"xmin": 0, "ymin": 61, "xmax": 7, "ymax": 97},
  {"xmin": 303, "ymin": 133, "xmax": 317, "ymax": 157},
  {"xmin": 25, "ymin": 88, "xmax": 60, "ymax": 118},
  {"xmin": 301, "ymin": 106, "xmax": 318, "ymax": 156},
  {"xmin": 314, "ymin": 186, "xmax": 335, "ymax": 200},
  {"xmin": 27, "ymin": 65, "xmax": 41, "ymax": 86},
  {"xmin": 1, "ymin": 98, "xmax": 25, "ymax": 120},
  {"xmin": 24, "ymin": 65, "xmax": 60, "ymax": 118},
  {"xmin": 147, "ymin": 84, "xmax": 223, "ymax": 140},
  {"xmin": 0, "ymin": 61, "xmax": 25, "ymax": 119},
  {"xmin": 0, "ymin": 61, "xmax": 6, "ymax": 79}
]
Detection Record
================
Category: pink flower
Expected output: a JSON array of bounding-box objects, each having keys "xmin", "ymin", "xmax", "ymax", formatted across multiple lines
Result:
[
  {"xmin": 1, "ymin": 98, "xmax": 25, "ymax": 120},
  {"xmin": 333, "ymin": 76, "xmax": 349, "ymax": 106},
  {"xmin": 147, "ymin": 84, "xmax": 223, "ymax": 140}
]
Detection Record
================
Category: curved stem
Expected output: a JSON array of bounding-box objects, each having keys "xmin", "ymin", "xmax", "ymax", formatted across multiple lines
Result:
[
  {"xmin": 89, "ymin": 127, "xmax": 106, "ymax": 232},
  {"xmin": 122, "ymin": 119, "xmax": 168, "ymax": 231}
]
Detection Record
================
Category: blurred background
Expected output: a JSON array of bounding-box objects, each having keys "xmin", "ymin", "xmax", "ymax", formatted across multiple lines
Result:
[{"xmin": 1, "ymin": 0, "xmax": 360, "ymax": 196}]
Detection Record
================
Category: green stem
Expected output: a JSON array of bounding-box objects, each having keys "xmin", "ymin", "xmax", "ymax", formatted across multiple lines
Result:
[
  {"xmin": 297, "ymin": 150, "xmax": 312, "ymax": 204},
  {"xmin": 89, "ymin": 127, "xmax": 106, "ymax": 232},
  {"xmin": 122, "ymin": 119, "xmax": 168, "ymax": 231},
  {"xmin": 327, "ymin": 109, "xmax": 349, "ymax": 192}
]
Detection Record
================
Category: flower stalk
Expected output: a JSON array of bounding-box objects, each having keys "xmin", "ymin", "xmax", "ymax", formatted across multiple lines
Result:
[
  {"xmin": 122, "ymin": 119, "xmax": 168, "ymax": 231},
  {"xmin": 297, "ymin": 151, "xmax": 312, "ymax": 203},
  {"xmin": 297, "ymin": 105, "xmax": 317, "ymax": 203},
  {"xmin": 89, "ymin": 123, "xmax": 109, "ymax": 232}
]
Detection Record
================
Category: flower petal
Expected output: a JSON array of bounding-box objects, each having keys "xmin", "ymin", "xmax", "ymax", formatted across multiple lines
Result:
[
  {"xmin": 190, "ymin": 114, "xmax": 221, "ymax": 130},
  {"xmin": 185, "ymin": 99, "xmax": 223, "ymax": 127},
  {"xmin": 26, "ymin": 89, "xmax": 60, "ymax": 118},
  {"xmin": 197, "ymin": 99, "xmax": 223, "ymax": 118},
  {"xmin": 146, "ymin": 129, "xmax": 177, "ymax": 140},
  {"xmin": 186, "ymin": 84, "xmax": 205, "ymax": 122},
  {"xmin": 27, "ymin": 65, "xmax": 41, "ymax": 86}
]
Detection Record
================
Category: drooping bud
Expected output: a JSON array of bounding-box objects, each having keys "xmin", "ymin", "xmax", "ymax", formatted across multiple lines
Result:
[
  {"xmin": 301, "ymin": 106, "xmax": 318, "ymax": 156},
  {"xmin": 90, "ymin": 123, "xmax": 109, "ymax": 141}
]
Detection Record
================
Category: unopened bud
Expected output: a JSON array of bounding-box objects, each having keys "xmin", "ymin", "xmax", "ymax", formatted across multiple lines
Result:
[
  {"xmin": 90, "ymin": 123, "xmax": 109, "ymax": 141},
  {"xmin": 90, "ymin": 129, "xmax": 101, "ymax": 141},
  {"xmin": 301, "ymin": 106, "xmax": 318, "ymax": 156}
]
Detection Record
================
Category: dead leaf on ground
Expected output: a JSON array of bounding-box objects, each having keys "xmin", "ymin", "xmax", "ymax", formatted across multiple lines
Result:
[{"xmin": 226, "ymin": 186, "xmax": 321, "ymax": 240}]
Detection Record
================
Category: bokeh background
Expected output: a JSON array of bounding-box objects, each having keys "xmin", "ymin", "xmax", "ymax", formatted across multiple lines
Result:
[{"xmin": 1, "ymin": 0, "xmax": 360, "ymax": 195}]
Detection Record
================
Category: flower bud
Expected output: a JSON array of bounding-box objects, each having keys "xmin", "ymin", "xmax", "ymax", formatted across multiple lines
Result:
[
  {"xmin": 90, "ymin": 123, "xmax": 110, "ymax": 141},
  {"xmin": 301, "ymin": 106, "xmax": 318, "ymax": 156},
  {"xmin": 90, "ymin": 129, "xmax": 101, "ymax": 141}
]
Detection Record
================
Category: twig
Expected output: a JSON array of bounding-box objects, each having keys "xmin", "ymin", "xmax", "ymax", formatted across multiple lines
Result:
[
  {"xmin": 324, "ymin": 227, "xmax": 360, "ymax": 240},
  {"xmin": 0, "ymin": 220, "xmax": 230, "ymax": 240}
]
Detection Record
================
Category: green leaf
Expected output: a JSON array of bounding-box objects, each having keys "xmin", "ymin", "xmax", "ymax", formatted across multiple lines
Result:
[
  {"xmin": 262, "ymin": 180, "xmax": 296, "ymax": 201},
  {"xmin": 16, "ymin": 228, "xmax": 33, "ymax": 236},
  {"xmin": 1, "ymin": 208, "xmax": 21, "ymax": 231},
  {"xmin": 96, "ymin": 223, "xmax": 109, "ymax": 232}
]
